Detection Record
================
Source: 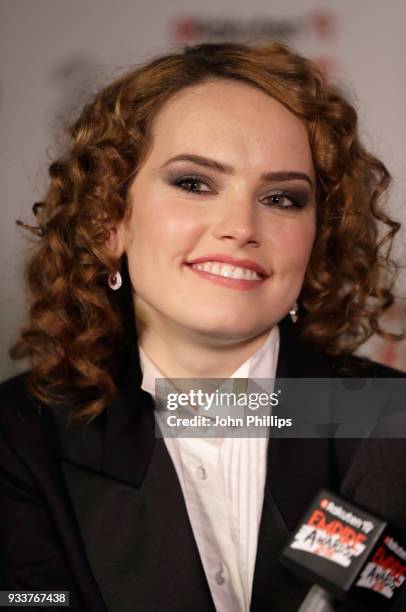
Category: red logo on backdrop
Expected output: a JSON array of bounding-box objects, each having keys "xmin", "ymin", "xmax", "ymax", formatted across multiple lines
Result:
[
  {"xmin": 174, "ymin": 18, "xmax": 204, "ymax": 42},
  {"xmin": 172, "ymin": 15, "xmax": 301, "ymax": 44},
  {"xmin": 309, "ymin": 10, "xmax": 337, "ymax": 40}
]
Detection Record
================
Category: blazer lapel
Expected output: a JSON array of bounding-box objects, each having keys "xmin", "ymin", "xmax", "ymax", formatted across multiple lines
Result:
[
  {"xmin": 267, "ymin": 317, "xmax": 332, "ymax": 528},
  {"xmin": 55, "ymin": 345, "xmax": 155, "ymax": 486},
  {"xmin": 251, "ymin": 318, "xmax": 332, "ymax": 611},
  {"xmin": 55, "ymin": 347, "xmax": 215, "ymax": 612}
]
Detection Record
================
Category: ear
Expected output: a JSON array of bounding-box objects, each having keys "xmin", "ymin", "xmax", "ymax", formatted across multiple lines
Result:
[{"xmin": 106, "ymin": 222, "xmax": 125, "ymax": 259}]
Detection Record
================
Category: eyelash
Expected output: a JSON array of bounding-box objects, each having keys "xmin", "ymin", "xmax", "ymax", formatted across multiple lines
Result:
[
  {"xmin": 170, "ymin": 174, "xmax": 306, "ymax": 209},
  {"xmin": 171, "ymin": 174, "xmax": 212, "ymax": 193},
  {"xmin": 260, "ymin": 191, "xmax": 304, "ymax": 209}
]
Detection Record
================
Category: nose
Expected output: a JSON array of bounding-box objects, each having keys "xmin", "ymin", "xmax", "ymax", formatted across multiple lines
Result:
[{"xmin": 211, "ymin": 193, "xmax": 260, "ymax": 248}]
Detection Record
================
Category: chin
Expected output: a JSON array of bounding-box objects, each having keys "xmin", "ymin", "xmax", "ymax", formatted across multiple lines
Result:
[{"xmin": 189, "ymin": 319, "xmax": 272, "ymax": 343}]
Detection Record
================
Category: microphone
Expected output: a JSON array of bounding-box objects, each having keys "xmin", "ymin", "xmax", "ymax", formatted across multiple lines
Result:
[
  {"xmin": 296, "ymin": 585, "xmax": 335, "ymax": 612},
  {"xmin": 280, "ymin": 439, "xmax": 406, "ymax": 611}
]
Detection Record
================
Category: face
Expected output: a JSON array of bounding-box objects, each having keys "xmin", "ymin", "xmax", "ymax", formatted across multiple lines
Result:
[{"xmin": 114, "ymin": 79, "xmax": 316, "ymax": 344}]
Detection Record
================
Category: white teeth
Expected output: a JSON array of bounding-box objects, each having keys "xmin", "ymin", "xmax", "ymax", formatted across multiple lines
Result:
[
  {"xmin": 221, "ymin": 264, "xmax": 233, "ymax": 278},
  {"xmin": 191, "ymin": 262, "xmax": 262, "ymax": 281}
]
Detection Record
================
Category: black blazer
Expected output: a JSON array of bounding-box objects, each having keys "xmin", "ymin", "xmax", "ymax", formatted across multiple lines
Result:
[{"xmin": 1, "ymin": 318, "xmax": 405, "ymax": 612}]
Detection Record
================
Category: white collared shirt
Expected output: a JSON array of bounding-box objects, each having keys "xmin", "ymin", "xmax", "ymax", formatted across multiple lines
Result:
[{"xmin": 139, "ymin": 326, "xmax": 280, "ymax": 612}]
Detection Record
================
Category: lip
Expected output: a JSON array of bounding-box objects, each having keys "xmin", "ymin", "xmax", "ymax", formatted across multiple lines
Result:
[
  {"xmin": 186, "ymin": 254, "xmax": 269, "ymax": 277},
  {"xmin": 186, "ymin": 265, "xmax": 266, "ymax": 291}
]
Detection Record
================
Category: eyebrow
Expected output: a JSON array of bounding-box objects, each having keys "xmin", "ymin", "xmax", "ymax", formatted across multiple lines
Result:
[{"xmin": 161, "ymin": 153, "xmax": 314, "ymax": 189}]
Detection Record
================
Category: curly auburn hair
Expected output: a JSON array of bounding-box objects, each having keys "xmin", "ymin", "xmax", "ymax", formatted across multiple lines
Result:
[{"xmin": 11, "ymin": 41, "xmax": 400, "ymax": 422}]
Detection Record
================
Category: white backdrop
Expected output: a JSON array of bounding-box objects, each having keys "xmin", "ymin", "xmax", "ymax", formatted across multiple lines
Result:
[{"xmin": 1, "ymin": 0, "xmax": 406, "ymax": 381}]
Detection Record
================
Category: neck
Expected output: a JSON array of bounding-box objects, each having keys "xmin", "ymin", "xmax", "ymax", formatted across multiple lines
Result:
[{"xmin": 136, "ymin": 317, "xmax": 273, "ymax": 379}]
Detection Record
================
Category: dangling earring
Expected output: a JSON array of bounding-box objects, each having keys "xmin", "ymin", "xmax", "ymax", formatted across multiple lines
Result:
[
  {"xmin": 289, "ymin": 301, "xmax": 299, "ymax": 324},
  {"xmin": 108, "ymin": 271, "xmax": 122, "ymax": 291}
]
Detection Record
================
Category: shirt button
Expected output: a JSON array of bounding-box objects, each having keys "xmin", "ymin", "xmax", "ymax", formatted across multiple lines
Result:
[
  {"xmin": 196, "ymin": 465, "xmax": 207, "ymax": 480},
  {"xmin": 215, "ymin": 568, "xmax": 225, "ymax": 585}
]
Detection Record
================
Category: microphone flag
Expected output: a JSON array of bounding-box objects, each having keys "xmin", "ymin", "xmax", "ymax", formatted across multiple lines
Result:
[{"xmin": 280, "ymin": 489, "xmax": 406, "ymax": 611}]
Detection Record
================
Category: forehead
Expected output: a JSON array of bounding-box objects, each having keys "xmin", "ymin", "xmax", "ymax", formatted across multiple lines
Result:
[{"xmin": 147, "ymin": 79, "xmax": 314, "ymax": 174}]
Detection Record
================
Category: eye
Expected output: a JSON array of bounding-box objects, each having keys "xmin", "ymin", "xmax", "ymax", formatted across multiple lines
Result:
[
  {"xmin": 171, "ymin": 175, "xmax": 212, "ymax": 194},
  {"xmin": 260, "ymin": 190, "xmax": 305, "ymax": 209}
]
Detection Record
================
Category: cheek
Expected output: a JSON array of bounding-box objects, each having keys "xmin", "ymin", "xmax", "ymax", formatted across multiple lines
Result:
[
  {"xmin": 125, "ymin": 197, "xmax": 205, "ymax": 266},
  {"xmin": 268, "ymin": 219, "xmax": 315, "ymax": 273}
]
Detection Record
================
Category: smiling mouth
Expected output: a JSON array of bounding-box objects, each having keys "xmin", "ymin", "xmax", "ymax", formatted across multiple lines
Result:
[{"xmin": 189, "ymin": 261, "xmax": 264, "ymax": 280}]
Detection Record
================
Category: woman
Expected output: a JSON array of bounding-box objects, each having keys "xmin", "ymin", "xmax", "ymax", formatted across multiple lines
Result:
[{"xmin": 0, "ymin": 42, "xmax": 405, "ymax": 612}]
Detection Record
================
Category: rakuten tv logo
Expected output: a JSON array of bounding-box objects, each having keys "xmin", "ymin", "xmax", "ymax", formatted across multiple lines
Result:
[{"xmin": 320, "ymin": 498, "xmax": 374, "ymax": 534}]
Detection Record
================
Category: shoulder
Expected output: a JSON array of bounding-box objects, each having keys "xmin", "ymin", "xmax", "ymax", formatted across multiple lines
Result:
[
  {"xmin": 0, "ymin": 373, "xmax": 44, "ymax": 497},
  {"xmin": 295, "ymin": 333, "xmax": 405, "ymax": 378},
  {"xmin": 0, "ymin": 371, "xmax": 30, "ymax": 403},
  {"xmin": 0, "ymin": 370, "xmax": 33, "ymax": 403},
  {"xmin": 0, "ymin": 371, "xmax": 46, "ymax": 433},
  {"xmin": 278, "ymin": 317, "xmax": 405, "ymax": 378},
  {"xmin": 0, "ymin": 372, "xmax": 62, "ymax": 486},
  {"xmin": 328, "ymin": 352, "xmax": 405, "ymax": 378}
]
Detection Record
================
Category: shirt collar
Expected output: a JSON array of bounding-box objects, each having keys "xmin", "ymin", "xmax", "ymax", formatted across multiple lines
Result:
[{"xmin": 139, "ymin": 325, "xmax": 280, "ymax": 398}]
